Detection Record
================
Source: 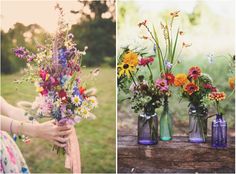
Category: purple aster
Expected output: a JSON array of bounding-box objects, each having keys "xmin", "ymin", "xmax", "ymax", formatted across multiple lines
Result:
[{"xmin": 13, "ymin": 47, "xmax": 29, "ymax": 59}]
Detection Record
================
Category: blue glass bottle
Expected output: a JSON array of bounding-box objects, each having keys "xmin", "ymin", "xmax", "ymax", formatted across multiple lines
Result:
[{"xmin": 211, "ymin": 114, "xmax": 227, "ymax": 148}]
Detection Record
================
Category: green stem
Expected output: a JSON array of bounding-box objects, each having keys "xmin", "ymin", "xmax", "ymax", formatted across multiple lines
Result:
[
  {"xmin": 147, "ymin": 64, "xmax": 154, "ymax": 83},
  {"xmin": 129, "ymin": 71, "xmax": 137, "ymax": 86}
]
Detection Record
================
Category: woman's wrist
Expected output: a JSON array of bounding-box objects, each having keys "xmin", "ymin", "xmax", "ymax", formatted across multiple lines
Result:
[{"xmin": 22, "ymin": 122, "xmax": 39, "ymax": 137}]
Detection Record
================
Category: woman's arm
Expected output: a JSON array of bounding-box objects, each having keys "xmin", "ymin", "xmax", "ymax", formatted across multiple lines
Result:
[
  {"xmin": 0, "ymin": 96, "xmax": 29, "ymax": 122},
  {"xmin": 1, "ymin": 115, "xmax": 72, "ymax": 147}
]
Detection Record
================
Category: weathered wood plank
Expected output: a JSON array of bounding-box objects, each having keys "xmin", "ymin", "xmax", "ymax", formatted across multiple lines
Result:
[{"xmin": 118, "ymin": 135, "xmax": 235, "ymax": 173}]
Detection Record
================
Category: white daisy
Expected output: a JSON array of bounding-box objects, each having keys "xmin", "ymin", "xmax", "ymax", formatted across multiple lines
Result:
[{"xmin": 72, "ymin": 95, "xmax": 81, "ymax": 106}]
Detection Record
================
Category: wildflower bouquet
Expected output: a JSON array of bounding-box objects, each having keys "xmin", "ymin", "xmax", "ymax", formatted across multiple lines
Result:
[
  {"xmin": 175, "ymin": 66, "xmax": 217, "ymax": 142},
  {"xmin": 13, "ymin": 4, "xmax": 98, "ymax": 155},
  {"xmin": 118, "ymin": 49, "xmax": 163, "ymax": 144},
  {"xmin": 175, "ymin": 66, "xmax": 217, "ymax": 106},
  {"xmin": 135, "ymin": 11, "xmax": 191, "ymax": 141},
  {"xmin": 118, "ymin": 50, "xmax": 163, "ymax": 114}
]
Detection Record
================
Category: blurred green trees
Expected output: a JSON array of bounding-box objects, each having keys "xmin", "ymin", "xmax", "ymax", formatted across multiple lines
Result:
[
  {"xmin": 1, "ymin": 1, "xmax": 116, "ymax": 74},
  {"xmin": 70, "ymin": 1, "xmax": 115, "ymax": 67}
]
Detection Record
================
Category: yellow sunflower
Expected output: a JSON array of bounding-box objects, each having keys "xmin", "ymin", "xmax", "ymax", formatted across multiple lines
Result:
[
  {"xmin": 118, "ymin": 62, "xmax": 136, "ymax": 78},
  {"xmin": 123, "ymin": 51, "xmax": 139, "ymax": 67}
]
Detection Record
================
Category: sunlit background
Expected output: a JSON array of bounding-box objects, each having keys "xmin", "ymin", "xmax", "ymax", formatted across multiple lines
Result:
[
  {"xmin": 117, "ymin": 0, "xmax": 235, "ymax": 137},
  {"xmin": 1, "ymin": 1, "xmax": 116, "ymax": 173}
]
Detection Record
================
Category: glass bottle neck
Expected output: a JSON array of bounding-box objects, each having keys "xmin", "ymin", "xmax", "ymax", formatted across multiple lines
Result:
[
  {"xmin": 163, "ymin": 96, "xmax": 169, "ymax": 110},
  {"xmin": 216, "ymin": 114, "xmax": 223, "ymax": 120}
]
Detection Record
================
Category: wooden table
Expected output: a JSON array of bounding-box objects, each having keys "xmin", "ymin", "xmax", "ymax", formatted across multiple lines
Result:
[{"xmin": 118, "ymin": 135, "xmax": 235, "ymax": 173}]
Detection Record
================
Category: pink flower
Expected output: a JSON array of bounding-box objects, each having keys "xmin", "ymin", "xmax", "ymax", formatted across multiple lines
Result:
[
  {"xmin": 155, "ymin": 79, "xmax": 168, "ymax": 92},
  {"xmin": 6, "ymin": 146, "xmax": 16, "ymax": 164},
  {"xmin": 188, "ymin": 66, "xmax": 201, "ymax": 80},
  {"xmin": 139, "ymin": 57, "xmax": 154, "ymax": 66},
  {"xmin": 39, "ymin": 70, "xmax": 48, "ymax": 81},
  {"xmin": 40, "ymin": 88, "xmax": 48, "ymax": 96}
]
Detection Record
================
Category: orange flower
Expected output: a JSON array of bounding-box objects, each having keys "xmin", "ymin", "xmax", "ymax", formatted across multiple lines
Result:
[
  {"xmin": 208, "ymin": 92, "xmax": 226, "ymax": 101},
  {"xmin": 182, "ymin": 42, "xmax": 192, "ymax": 48},
  {"xmin": 228, "ymin": 77, "xmax": 235, "ymax": 89},
  {"xmin": 141, "ymin": 36, "xmax": 149, "ymax": 40},
  {"xmin": 184, "ymin": 82, "xmax": 199, "ymax": 95},
  {"xmin": 174, "ymin": 73, "xmax": 188, "ymax": 86},
  {"xmin": 170, "ymin": 10, "xmax": 180, "ymax": 17},
  {"xmin": 138, "ymin": 20, "xmax": 147, "ymax": 27},
  {"xmin": 123, "ymin": 51, "xmax": 139, "ymax": 67}
]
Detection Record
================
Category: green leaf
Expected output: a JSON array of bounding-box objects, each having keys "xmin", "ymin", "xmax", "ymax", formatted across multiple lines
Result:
[{"xmin": 152, "ymin": 25, "xmax": 164, "ymax": 74}]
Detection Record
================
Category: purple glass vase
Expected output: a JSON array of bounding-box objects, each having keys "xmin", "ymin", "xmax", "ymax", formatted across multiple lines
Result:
[
  {"xmin": 211, "ymin": 114, "xmax": 227, "ymax": 148},
  {"xmin": 138, "ymin": 113, "xmax": 158, "ymax": 145},
  {"xmin": 188, "ymin": 104, "xmax": 208, "ymax": 143}
]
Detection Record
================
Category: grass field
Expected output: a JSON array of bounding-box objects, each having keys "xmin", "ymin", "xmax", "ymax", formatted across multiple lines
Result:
[
  {"xmin": 1, "ymin": 67, "xmax": 116, "ymax": 173},
  {"xmin": 118, "ymin": 56, "xmax": 235, "ymax": 135}
]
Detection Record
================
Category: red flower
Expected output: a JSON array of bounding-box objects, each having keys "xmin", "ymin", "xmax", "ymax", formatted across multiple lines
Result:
[
  {"xmin": 188, "ymin": 66, "xmax": 201, "ymax": 80},
  {"xmin": 139, "ymin": 57, "xmax": 154, "ymax": 66},
  {"xmin": 79, "ymin": 87, "xmax": 86, "ymax": 97},
  {"xmin": 58, "ymin": 89, "xmax": 67, "ymax": 100},
  {"xmin": 184, "ymin": 82, "xmax": 199, "ymax": 95},
  {"xmin": 40, "ymin": 88, "xmax": 48, "ymax": 96},
  {"xmin": 203, "ymin": 83, "xmax": 217, "ymax": 92},
  {"xmin": 162, "ymin": 73, "xmax": 175, "ymax": 85},
  {"xmin": 39, "ymin": 69, "xmax": 50, "ymax": 82},
  {"xmin": 211, "ymin": 87, "xmax": 218, "ymax": 92}
]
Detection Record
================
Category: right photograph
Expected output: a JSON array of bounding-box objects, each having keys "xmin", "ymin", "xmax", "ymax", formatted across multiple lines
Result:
[{"xmin": 117, "ymin": 0, "xmax": 235, "ymax": 173}]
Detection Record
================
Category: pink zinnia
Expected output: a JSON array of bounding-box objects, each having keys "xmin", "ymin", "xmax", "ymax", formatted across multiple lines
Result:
[
  {"xmin": 155, "ymin": 79, "xmax": 168, "ymax": 92},
  {"xmin": 188, "ymin": 66, "xmax": 201, "ymax": 80},
  {"xmin": 139, "ymin": 57, "xmax": 154, "ymax": 66}
]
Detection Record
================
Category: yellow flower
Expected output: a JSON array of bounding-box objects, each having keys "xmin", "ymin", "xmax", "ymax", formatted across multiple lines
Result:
[
  {"xmin": 36, "ymin": 86, "xmax": 44, "ymax": 92},
  {"xmin": 45, "ymin": 73, "xmax": 50, "ymax": 81},
  {"xmin": 174, "ymin": 73, "xmax": 188, "ymax": 86},
  {"xmin": 229, "ymin": 77, "xmax": 235, "ymax": 90},
  {"xmin": 123, "ymin": 51, "xmax": 139, "ymax": 67},
  {"xmin": 117, "ymin": 62, "xmax": 136, "ymax": 78}
]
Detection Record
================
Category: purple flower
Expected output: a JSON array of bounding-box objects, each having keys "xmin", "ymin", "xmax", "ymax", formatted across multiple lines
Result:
[
  {"xmin": 155, "ymin": 79, "xmax": 168, "ymax": 92},
  {"xmin": 153, "ymin": 44, "xmax": 156, "ymax": 53},
  {"xmin": 13, "ymin": 47, "xmax": 28, "ymax": 59},
  {"xmin": 164, "ymin": 60, "xmax": 172, "ymax": 70},
  {"xmin": 58, "ymin": 47, "xmax": 67, "ymax": 67}
]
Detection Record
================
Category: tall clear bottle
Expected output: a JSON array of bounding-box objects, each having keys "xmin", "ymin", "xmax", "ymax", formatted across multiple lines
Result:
[{"xmin": 160, "ymin": 96, "xmax": 172, "ymax": 141}]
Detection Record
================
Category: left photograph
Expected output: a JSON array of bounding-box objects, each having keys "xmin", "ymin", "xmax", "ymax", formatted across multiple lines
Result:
[{"xmin": 1, "ymin": 1, "xmax": 116, "ymax": 173}]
